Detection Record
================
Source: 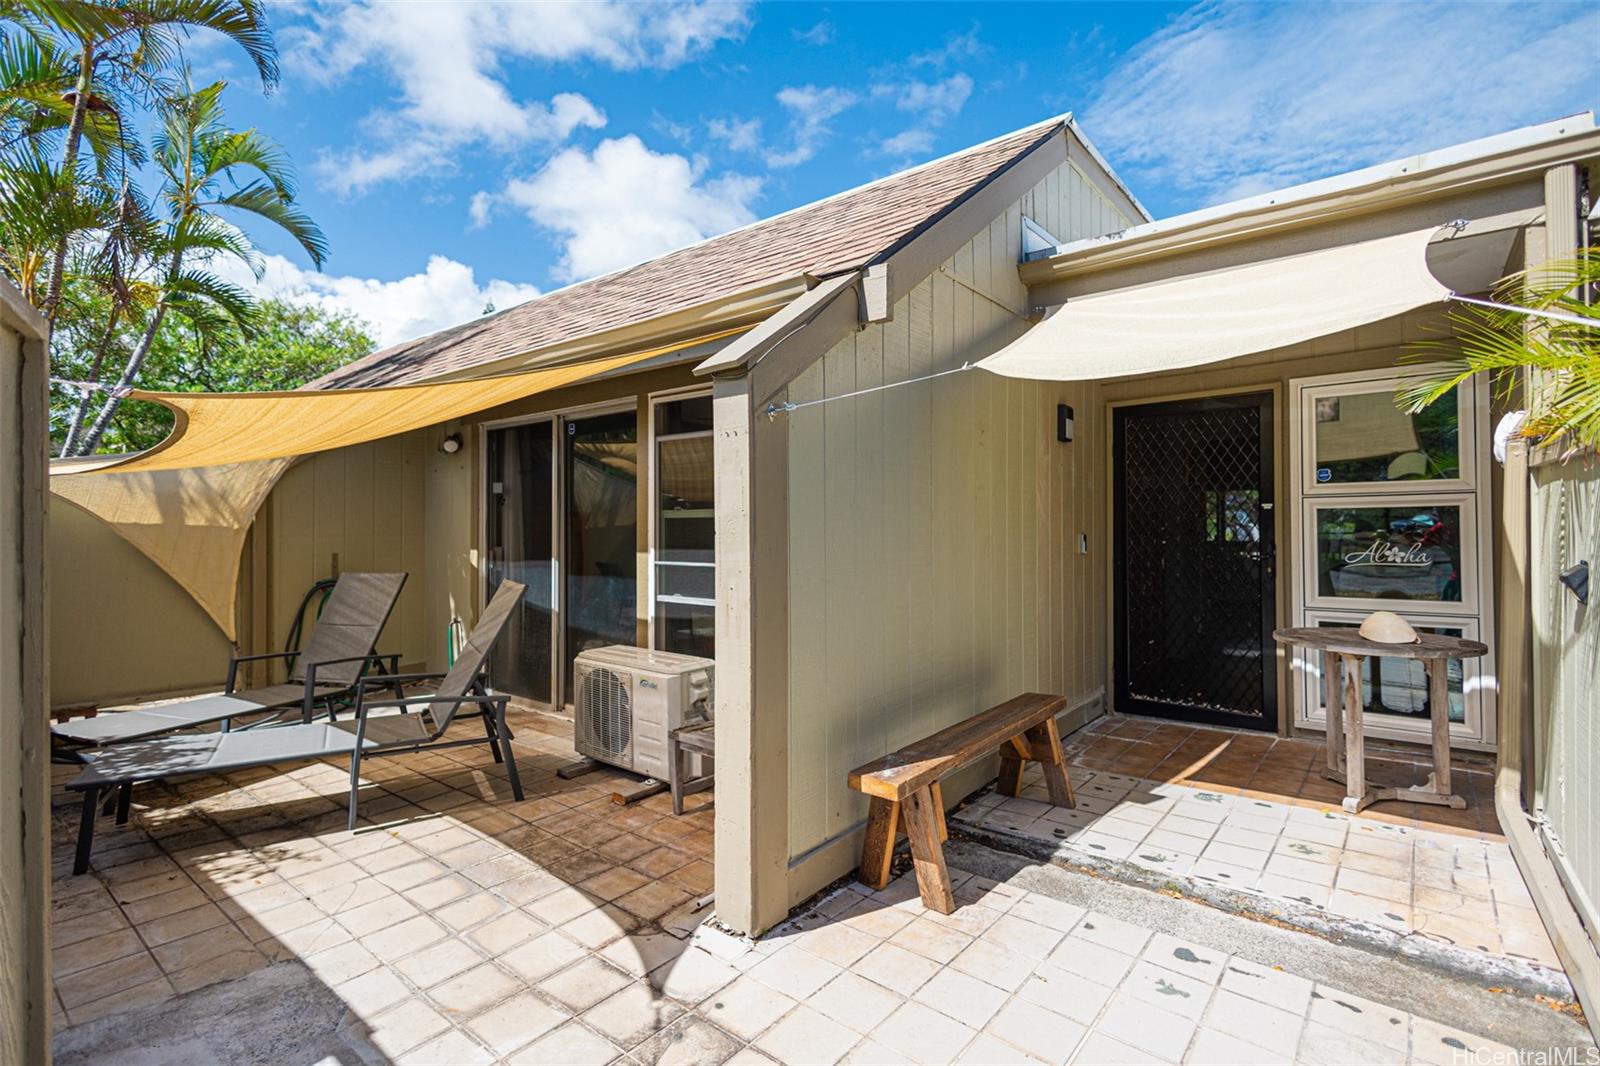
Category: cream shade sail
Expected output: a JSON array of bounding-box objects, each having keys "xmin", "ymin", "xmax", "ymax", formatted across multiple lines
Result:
[
  {"xmin": 981, "ymin": 228, "xmax": 1452, "ymax": 381},
  {"xmin": 51, "ymin": 460, "xmax": 289, "ymax": 640}
]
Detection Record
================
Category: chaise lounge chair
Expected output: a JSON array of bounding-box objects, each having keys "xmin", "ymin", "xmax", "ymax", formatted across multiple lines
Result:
[
  {"xmin": 66, "ymin": 581, "xmax": 528, "ymax": 874},
  {"xmin": 52, "ymin": 571, "xmax": 408, "ymax": 747}
]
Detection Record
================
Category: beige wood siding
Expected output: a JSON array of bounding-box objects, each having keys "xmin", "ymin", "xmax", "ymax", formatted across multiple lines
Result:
[
  {"xmin": 264, "ymin": 431, "xmax": 431, "ymax": 671},
  {"xmin": 49, "ymin": 501, "xmax": 233, "ymax": 705},
  {"xmin": 1531, "ymin": 455, "xmax": 1600, "ymax": 936},
  {"xmin": 1021, "ymin": 160, "xmax": 1133, "ymax": 243},
  {"xmin": 781, "ymin": 161, "xmax": 1119, "ymax": 865}
]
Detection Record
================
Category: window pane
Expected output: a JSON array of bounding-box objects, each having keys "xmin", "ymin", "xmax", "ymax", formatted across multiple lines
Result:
[
  {"xmin": 658, "ymin": 434, "xmax": 714, "ymax": 562},
  {"xmin": 658, "ymin": 395, "xmax": 714, "ymax": 436},
  {"xmin": 1318, "ymin": 622, "xmax": 1466, "ymax": 724},
  {"xmin": 659, "ymin": 600, "xmax": 715, "ymax": 658},
  {"xmin": 1315, "ymin": 504, "xmax": 1463, "ymax": 603},
  {"xmin": 564, "ymin": 410, "xmax": 638, "ymax": 696},
  {"xmin": 655, "ymin": 398, "xmax": 715, "ymax": 658},
  {"xmin": 1313, "ymin": 387, "xmax": 1459, "ymax": 484}
]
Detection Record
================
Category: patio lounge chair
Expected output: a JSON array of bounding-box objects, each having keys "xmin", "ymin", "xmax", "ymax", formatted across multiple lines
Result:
[
  {"xmin": 52, "ymin": 572, "xmax": 408, "ymax": 747},
  {"xmin": 66, "ymin": 581, "xmax": 528, "ymax": 874}
]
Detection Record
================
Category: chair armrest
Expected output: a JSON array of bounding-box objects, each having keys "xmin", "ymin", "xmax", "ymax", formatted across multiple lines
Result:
[
  {"xmin": 230, "ymin": 650, "xmax": 299, "ymax": 665},
  {"xmin": 357, "ymin": 671, "xmax": 446, "ymax": 692},
  {"xmin": 355, "ymin": 686, "xmax": 501, "ymax": 712},
  {"xmin": 303, "ymin": 653, "xmax": 404, "ymax": 688},
  {"xmin": 227, "ymin": 649, "xmax": 298, "ymax": 693}
]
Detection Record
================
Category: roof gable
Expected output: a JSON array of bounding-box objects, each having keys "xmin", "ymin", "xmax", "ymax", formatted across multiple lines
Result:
[{"xmin": 319, "ymin": 117, "xmax": 1068, "ymax": 388}]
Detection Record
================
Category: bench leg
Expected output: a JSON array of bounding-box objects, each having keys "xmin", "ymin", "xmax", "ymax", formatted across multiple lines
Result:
[
  {"xmin": 997, "ymin": 735, "xmax": 1029, "ymax": 798},
  {"xmin": 115, "ymin": 782, "xmax": 133, "ymax": 825},
  {"xmin": 859, "ymin": 798, "xmax": 899, "ymax": 890},
  {"xmin": 903, "ymin": 786, "xmax": 955, "ymax": 914},
  {"xmin": 74, "ymin": 787, "xmax": 99, "ymax": 875},
  {"xmin": 1026, "ymin": 718, "xmax": 1076, "ymax": 809},
  {"xmin": 930, "ymin": 780, "xmax": 948, "ymax": 842}
]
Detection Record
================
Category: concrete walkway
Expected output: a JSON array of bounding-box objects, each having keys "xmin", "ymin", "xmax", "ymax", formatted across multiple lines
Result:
[{"xmin": 57, "ymin": 839, "xmax": 1590, "ymax": 1064}]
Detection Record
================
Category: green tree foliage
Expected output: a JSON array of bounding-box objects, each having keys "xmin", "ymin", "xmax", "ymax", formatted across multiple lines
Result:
[
  {"xmin": 1402, "ymin": 250, "xmax": 1600, "ymax": 457},
  {"xmin": 50, "ymin": 291, "xmax": 373, "ymax": 452},
  {"xmin": 0, "ymin": 0, "xmax": 341, "ymax": 458}
]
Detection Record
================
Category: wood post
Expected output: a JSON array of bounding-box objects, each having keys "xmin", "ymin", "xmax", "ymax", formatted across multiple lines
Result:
[
  {"xmin": 1322, "ymin": 651, "xmax": 1344, "ymax": 776},
  {"xmin": 711, "ymin": 371, "xmax": 791, "ymax": 937},
  {"xmin": 1426, "ymin": 658, "xmax": 1453, "ymax": 796},
  {"xmin": 1341, "ymin": 653, "xmax": 1365, "ymax": 812},
  {"xmin": 902, "ymin": 786, "xmax": 955, "ymax": 914}
]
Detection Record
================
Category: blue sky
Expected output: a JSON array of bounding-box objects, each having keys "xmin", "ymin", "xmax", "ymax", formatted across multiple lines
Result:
[{"xmin": 195, "ymin": 1, "xmax": 1599, "ymax": 348}]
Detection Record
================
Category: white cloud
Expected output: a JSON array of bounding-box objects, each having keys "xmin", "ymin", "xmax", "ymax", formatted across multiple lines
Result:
[
  {"xmin": 765, "ymin": 85, "xmax": 858, "ymax": 168},
  {"xmin": 1084, "ymin": 1, "xmax": 1600, "ymax": 206},
  {"xmin": 708, "ymin": 115, "xmax": 764, "ymax": 153},
  {"xmin": 879, "ymin": 128, "xmax": 936, "ymax": 157},
  {"xmin": 872, "ymin": 73, "xmax": 974, "ymax": 160},
  {"xmin": 793, "ymin": 20, "xmax": 835, "ymax": 46},
  {"xmin": 490, "ymin": 135, "xmax": 762, "ymax": 281},
  {"xmin": 221, "ymin": 253, "xmax": 543, "ymax": 348},
  {"xmin": 880, "ymin": 73, "xmax": 973, "ymax": 123},
  {"xmin": 285, "ymin": 1, "xmax": 748, "ymax": 192},
  {"xmin": 909, "ymin": 25, "xmax": 986, "ymax": 67}
]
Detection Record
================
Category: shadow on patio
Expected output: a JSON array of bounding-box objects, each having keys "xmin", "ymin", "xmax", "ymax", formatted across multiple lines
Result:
[{"xmin": 49, "ymin": 706, "xmax": 720, "ymax": 1063}]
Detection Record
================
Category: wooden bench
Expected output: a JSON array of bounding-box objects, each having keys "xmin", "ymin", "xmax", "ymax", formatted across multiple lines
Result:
[{"xmin": 848, "ymin": 693, "xmax": 1075, "ymax": 913}]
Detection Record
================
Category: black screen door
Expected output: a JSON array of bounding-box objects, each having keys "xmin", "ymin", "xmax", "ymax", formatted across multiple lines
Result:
[{"xmin": 1114, "ymin": 393, "xmax": 1277, "ymax": 730}]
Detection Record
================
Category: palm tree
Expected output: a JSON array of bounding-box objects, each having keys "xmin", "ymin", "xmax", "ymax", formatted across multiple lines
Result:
[
  {"xmin": 71, "ymin": 78, "xmax": 323, "ymax": 454},
  {"xmin": 17, "ymin": 0, "xmax": 279, "ymax": 325},
  {"xmin": 1400, "ymin": 250, "xmax": 1600, "ymax": 459}
]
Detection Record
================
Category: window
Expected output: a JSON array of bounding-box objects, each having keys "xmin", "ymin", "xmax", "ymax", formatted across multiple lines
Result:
[
  {"xmin": 1312, "ymin": 387, "xmax": 1460, "ymax": 485},
  {"xmin": 653, "ymin": 394, "xmax": 714, "ymax": 658},
  {"xmin": 1289, "ymin": 366, "xmax": 1494, "ymax": 748},
  {"xmin": 1312, "ymin": 502, "xmax": 1464, "ymax": 605}
]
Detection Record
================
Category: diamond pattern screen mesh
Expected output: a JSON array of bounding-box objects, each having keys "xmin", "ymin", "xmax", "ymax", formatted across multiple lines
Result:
[{"xmin": 1117, "ymin": 397, "xmax": 1274, "ymax": 727}]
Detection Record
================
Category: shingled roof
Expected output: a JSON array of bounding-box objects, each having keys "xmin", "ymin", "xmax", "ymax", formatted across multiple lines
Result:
[{"xmin": 319, "ymin": 116, "xmax": 1068, "ymax": 388}]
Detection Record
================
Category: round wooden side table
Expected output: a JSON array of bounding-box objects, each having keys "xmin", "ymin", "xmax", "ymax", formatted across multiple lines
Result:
[{"xmin": 1273, "ymin": 626, "xmax": 1488, "ymax": 814}]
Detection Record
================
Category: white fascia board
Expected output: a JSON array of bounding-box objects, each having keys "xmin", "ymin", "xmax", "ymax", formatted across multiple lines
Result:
[{"xmin": 1048, "ymin": 112, "xmax": 1597, "ymax": 258}]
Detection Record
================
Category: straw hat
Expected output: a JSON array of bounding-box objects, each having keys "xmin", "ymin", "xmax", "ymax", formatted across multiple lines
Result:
[{"xmin": 1359, "ymin": 610, "xmax": 1420, "ymax": 644}]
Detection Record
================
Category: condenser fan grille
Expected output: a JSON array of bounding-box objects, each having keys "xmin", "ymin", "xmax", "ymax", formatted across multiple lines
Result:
[{"xmin": 577, "ymin": 666, "xmax": 632, "ymax": 756}]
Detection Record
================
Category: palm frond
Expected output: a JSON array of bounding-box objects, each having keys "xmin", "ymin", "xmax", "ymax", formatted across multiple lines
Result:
[{"xmin": 1401, "ymin": 248, "xmax": 1600, "ymax": 456}]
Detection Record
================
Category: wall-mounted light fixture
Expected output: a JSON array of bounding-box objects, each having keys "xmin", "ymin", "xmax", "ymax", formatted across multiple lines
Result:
[
  {"xmin": 439, "ymin": 432, "xmax": 463, "ymax": 455},
  {"xmin": 1560, "ymin": 560, "xmax": 1589, "ymax": 606},
  {"xmin": 1056, "ymin": 404, "xmax": 1075, "ymax": 443}
]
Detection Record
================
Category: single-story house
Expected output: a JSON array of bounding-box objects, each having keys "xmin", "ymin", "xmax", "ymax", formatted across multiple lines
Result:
[{"xmin": 45, "ymin": 106, "xmax": 1599, "ymax": 1007}]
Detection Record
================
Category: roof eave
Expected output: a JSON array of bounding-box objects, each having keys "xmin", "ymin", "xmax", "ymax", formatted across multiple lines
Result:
[{"xmin": 1023, "ymin": 113, "xmax": 1600, "ymax": 284}]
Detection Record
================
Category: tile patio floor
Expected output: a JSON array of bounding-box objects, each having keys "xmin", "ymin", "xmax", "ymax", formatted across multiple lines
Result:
[
  {"xmin": 50, "ymin": 707, "xmax": 1572, "ymax": 1064},
  {"xmin": 954, "ymin": 715, "xmax": 1559, "ymax": 970}
]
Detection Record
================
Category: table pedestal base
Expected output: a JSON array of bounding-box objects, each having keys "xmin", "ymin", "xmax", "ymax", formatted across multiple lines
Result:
[{"xmin": 1321, "ymin": 768, "xmax": 1466, "ymax": 814}]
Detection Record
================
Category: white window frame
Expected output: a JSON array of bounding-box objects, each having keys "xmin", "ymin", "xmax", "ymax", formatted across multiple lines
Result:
[
  {"xmin": 1299, "ymin": 491, "xmax": 1481, "ymax": 617},
  {"xmin": 1298, "ymin": 369, "xmax": 1481, "ymax": 497},
  {"xmin": 646, "ymin": 385, "xmax": 715, "ymax": 654},
  {"xmin": 1288, "ymin": 365, "xmax": 1496, "ymax": 750}
]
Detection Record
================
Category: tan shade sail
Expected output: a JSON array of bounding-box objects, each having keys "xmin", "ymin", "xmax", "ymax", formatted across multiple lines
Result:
[
  {"xmin": 51, "ymin": 460, "xmax": 290, "ymax": 639},
  {"xmin": 92, "ymin": 345, "xmax": 690, "ymax": 474},
  {"xmin": 980, "ymin": 228, "xmax": 1451, "ymax": 381},
  {"xmin": 52, "ymin": 328, "xmax": 745, "ymax": 639}
]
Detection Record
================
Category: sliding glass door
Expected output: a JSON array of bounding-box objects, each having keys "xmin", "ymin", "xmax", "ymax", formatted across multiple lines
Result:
[
  {"xmin": 562, "ymin": 408, "xmax": 639, "ymax": 698},
  {"xmin": 484, "ymin": 420, "xmax": 556, "ymax": 703}
]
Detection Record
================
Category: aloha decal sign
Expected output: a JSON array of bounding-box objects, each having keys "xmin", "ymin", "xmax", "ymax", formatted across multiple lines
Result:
[{"xmin": 1343, "ymin": 539, "xmax": 1434, "ymax": 568}]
